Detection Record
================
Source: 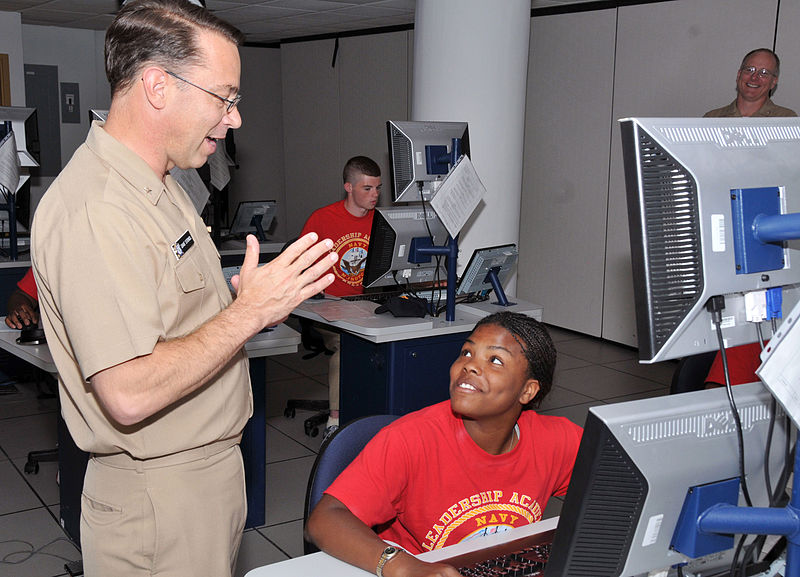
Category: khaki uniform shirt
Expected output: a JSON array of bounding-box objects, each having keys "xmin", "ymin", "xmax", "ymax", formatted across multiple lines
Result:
[
  {"xmin": 31, "ymin": 122, "xmax": 252, "ymax": 458},
  {"xmin": 704, "ymin": 98, "xmax": 798, "ymax": 117}
]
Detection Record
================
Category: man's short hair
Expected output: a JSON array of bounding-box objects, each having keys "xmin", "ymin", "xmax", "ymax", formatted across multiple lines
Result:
[
  {"xmin": 105, "ymin": 0, "xmax": 244, "ymax": 97},
  {"xmin": 343, "ymin": 156, "xmax": 381, "ymax": 184},
  {"xmin": 741, "ymin": 48, "xmax": 781, "ymax": 77}
]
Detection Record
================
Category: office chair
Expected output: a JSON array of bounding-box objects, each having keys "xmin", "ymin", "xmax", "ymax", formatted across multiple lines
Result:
[
  {"xmin": 669, "ymin": 350, "xmax": 718, "ymax": 395},
  {"xmin": 303, "ymin": 414, "xmax": 399, "ymax": 554},
  {"xmin": 24, "ymin": 370, "xmax": 59, "ymax": 473},
  {"xmin": 280, "ymin": 237, "xmax": 335, "ymax": 437},
  {"xmin": 283, "ymin": 318, "xmax": 334, "ymax": 436}
]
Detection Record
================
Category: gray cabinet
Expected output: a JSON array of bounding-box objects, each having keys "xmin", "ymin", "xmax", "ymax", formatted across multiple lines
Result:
[
  {"xmin": 281, "ymin": 32, "xmax": 411, "ymax": 239},
  {"xmin": 519, "ymin": 0, "xmax": 784, "ymax": 347}
]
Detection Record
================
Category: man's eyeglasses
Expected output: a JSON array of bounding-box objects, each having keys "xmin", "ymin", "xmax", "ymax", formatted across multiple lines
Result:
[
  {"xmin": 165, "ymin": 70, "xmax": 242, "ymax": 112},
  {"xmin": 740, "ymin": 66, "xmax": 777, "ymax": 79}
]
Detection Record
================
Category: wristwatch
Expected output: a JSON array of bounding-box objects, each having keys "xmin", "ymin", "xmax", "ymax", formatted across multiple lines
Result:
[{"xmin": 376, "ymin": 545, "xmax": 401, "ymax": 577}]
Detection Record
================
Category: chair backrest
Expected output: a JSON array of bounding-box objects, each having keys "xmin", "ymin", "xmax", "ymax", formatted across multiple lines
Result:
[
  {"xmin": 303, "ymin": 414, "xmax": 399, "ymax": 554},
  {"xmin": 669, "ymin": 350, "xmax": 718, "ymax": 395}
]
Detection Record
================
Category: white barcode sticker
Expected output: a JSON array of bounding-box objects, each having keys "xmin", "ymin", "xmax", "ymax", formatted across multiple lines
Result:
[
  {"xmin": 711, "ymin": 214, "xmax": 725, "ymax": 252},
  {"xmin": 642, "ymin": 514, "xmax": 663, "ymax": 547}
]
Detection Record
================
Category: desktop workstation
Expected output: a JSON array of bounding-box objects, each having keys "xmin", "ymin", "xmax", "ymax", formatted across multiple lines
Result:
[
  {"xmin": 216, "ymin": 201, "xmax": 284, "ymax": 267},
  {"xmin": 0, "ymin": 106, "xmax": 39, "ymax": 262},
  {"xmin": 294, "ymin": 292, "xmax": 542, "ymax": 425},
  {"xmin": 291, "ymin": 121, "xmax": 542, "ymax": 426}
]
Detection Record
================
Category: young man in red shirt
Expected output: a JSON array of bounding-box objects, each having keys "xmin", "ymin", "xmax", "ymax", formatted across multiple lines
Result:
[{"xmin": 300, "ymin": 156, "xmax": 382, "ymax": 437}]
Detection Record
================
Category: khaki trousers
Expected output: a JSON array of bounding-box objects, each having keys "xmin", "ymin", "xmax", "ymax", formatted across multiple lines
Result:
[{"xmin": 80, "ymin": 442, "xmax": 246, "ymax": 577}]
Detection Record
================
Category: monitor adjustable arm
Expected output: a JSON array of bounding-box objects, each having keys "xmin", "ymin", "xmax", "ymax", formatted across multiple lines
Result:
[
  {"xmin": 250, "ymin": 214, "xmax": 267, "ymax": 241},
  {"xmin": 692, "ymin": 442, "xmax": 800, "ymax": 577},
  {"xmin": 409, "ymin": 235, "xmax": 458, "ymax": 321},
  {"xmin": 0, "ymin": 187, "xmax": 18, "ymax": 260},
  {"xmin": 484, "ymin": 266, "xmax": 516, "ymax": 307},
  {"xmin": 752, "ymin": 212, "xmax": 800, "ymax": 244}
]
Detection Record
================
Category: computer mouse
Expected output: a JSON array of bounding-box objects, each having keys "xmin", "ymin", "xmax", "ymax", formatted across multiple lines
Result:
[{"xmin": 17, "ymin": 325, "xmax": 47, "ymax": 345}]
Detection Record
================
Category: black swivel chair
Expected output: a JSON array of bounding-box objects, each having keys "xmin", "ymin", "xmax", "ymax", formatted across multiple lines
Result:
[
  {"xmin": 24, "ymin": 369, "xmax": 59, "ymax": 473},
  {"xmin": 669, "ymin": 350, "xmax": 718, "ymax": 395},
  {"xmin": 303, "ymin": 414, "xmax": 399, "ymax": 554},
  {"xmin": 283, "ymin": 319, "xmax": 334, "ymax": 436},
  {"xmin": 279, "ymin": 237, "xmax": 334, "ymax": 437}
]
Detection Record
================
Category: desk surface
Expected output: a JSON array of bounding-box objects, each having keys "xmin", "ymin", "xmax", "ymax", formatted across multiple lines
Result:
[
  {"xmin": 293, "ymin": 298, "xmax": 543, "ymax": 343},
  {"xmin": 217, "ymin": 240, "xmax": 285, "ymax": 257},
  {"xmin": 244, "ymin": 517, "xmax": 559, "ymax": 577},
  {"xmin": 0, "ymin": 319, "xmax": 300, "ymax": 374},
  {"xmin": 0, "ymin": 260, "xmax": 31, "ymax": 270}
]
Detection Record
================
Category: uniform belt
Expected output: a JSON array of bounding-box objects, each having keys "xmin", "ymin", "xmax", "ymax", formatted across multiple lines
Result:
[{"xmin": 92, "ymin": 435, "xmax": 241, "ymax": 472}]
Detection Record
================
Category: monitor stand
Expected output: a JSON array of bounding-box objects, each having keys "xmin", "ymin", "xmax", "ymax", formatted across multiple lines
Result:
[
  {"xmin": 411, "ymin": 235, "xmax": 459, "ymax": 321},
  {"xmin": 250, "ymin": 214, "xmax": 267, "ymax": 241},
  {"xmin": 484, "ymin": 266, "xmax": 516, "ymax": 307}
]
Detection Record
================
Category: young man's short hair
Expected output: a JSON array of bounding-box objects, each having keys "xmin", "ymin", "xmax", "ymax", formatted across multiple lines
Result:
[{"xmin": 342, "ymin": 156, "xmax": 380, "ymax": 184}]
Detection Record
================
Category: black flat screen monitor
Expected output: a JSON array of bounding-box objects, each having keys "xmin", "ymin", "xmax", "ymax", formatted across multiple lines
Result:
[
  {"xmin": 456, "ymin": 244, "xmax": 518, "ymax": 301},
  {"xmin": 88, "ymin": 109, "xmax": 108, "ymax": 123},
  {"xmin": 0, "ymin": 106, "xmax": 39, "ymax": 167},
  {"xmin": 229, "ymin": 200, "xmax": 277, "ymax": 241},
  {"xmin": 363, "ymin": 204, "xmax": 449, "ymax": 289},
  {"xmin": 543, "ymin": 381, "xmax": 790, "ymax": 577},
  {"xmin": 387, "ymin": 120, "xmax": 470, "ymax": 203}
]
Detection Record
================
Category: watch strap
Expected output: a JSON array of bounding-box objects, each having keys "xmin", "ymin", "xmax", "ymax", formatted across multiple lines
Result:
[{"xmin": 376, "ymin": 545, "xmax": 400, "ymax": 577}]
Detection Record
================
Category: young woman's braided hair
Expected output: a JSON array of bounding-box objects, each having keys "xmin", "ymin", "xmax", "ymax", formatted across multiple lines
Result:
[{"xmin": 473, "ymin": 311, "xmax": 556, "ymax": 409}]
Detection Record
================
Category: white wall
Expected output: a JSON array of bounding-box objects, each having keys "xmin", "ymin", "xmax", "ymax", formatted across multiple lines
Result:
[
  {"xmin": 22, "ymin": 24, "xmax": 109, "ymax": 211},
  {"xmin": 228, "ymin": 45, "xmax": 286, "ymax": 240},
  {"xmin": 0, "ymin": 11, "xmax": 25, "ymax": 105}
]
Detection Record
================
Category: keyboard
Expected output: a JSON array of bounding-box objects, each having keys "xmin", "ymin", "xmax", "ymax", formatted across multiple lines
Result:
[
  {"xmin": 341, "ymin": 289, "xmax": 405, "ymax": 304},
  {"xmin": 438, "ymin": 528, "xmax": 555, "ymax": 577},
  {"xmin": 341, "ymin": 288, "xmax": 449, "ymax": 305}
]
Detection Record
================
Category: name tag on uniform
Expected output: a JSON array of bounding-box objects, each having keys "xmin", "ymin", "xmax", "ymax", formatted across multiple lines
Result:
[{"xmin": 171, "ymin": 230, "xmax": 194, "ymax": 260}]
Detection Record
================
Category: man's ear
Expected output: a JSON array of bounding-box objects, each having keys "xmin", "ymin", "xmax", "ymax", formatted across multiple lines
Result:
[
  {"xmin": 343, "ymin": 182, "xmax": 353, "ymax": 196},
  {"xmin": 141, "ymin": 67, "xmax": 169, "ymax": 110},
  {"xmin": 519, "ymin": 378, "xmax": 540, "ymax": 406}
]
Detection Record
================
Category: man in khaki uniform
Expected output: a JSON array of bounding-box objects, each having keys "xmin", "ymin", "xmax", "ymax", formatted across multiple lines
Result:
[
  {"xmin": 30, "ymin": 1, "xmax": 337, "ymax": 575},
  {"xmin": 705, "ymin": 48, "xmax": 797, "ymax": 117}
]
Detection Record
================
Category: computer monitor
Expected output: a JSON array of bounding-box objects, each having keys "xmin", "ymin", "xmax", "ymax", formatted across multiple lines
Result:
[
  {"xmin": 621, "ymin": 117, "xmax": 800, "ymax": 363},
  {"xmin": 0, "ymin": 106, "xmax": 39, "ymax": 167},
  {"xmin": 456, "ymin": 244, "xmax": 518, "ymax": 305},
  {"xmin": 88, "ymin": 109, "xmax": 108, "ymax": 123},
  {"xmin": 543, "ymin": 381, "xmax": 790, "ymax": 577},
  {"xmin": 228, "ymin": 200, "xmax": 277, "ymax": 241},
  {"xmin": 362, "ymin": 204, "xmax": 450, "ymax": 290},
  {"xmin": 386, "ymin": 120, "xmax": 470, "ymax": 203}
]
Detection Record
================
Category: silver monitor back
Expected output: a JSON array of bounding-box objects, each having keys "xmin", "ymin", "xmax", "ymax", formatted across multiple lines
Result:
[
  {"xmin": 363, "ymin": 205, "xmax": 449, "ymax": 289},
  {"xmin": 621, "ymin": 117, "xmax": 800, "ymax": 363},
  {"xmin": 387, "ymin": 120, "xmax": 470, "ymax": 203},
  {"xmin": 545, "ymin": 381, "xmax": 790, "ymax": 577}
]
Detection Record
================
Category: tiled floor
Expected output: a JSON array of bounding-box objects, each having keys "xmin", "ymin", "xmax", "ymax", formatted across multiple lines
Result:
[{"xmin": 0, "ymin": 321, "xmax": 676, "ymax": 577}]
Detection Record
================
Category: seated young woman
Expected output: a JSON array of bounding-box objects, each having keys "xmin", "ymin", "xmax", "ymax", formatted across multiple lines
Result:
[{"xmin": 305, "ymin": 311, "xmax": 584, "ymax": 577}]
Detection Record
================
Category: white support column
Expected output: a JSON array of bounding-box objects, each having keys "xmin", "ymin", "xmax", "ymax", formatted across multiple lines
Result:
[{"xmin": 412, "ymin": 0, "xmax": 530, "ymax": 292}]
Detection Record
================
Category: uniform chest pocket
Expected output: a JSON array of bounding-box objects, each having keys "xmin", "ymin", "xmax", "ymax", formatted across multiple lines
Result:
[{"xmin": 173, "ymin": 253, "xmax": 206, "ymax": 293}]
